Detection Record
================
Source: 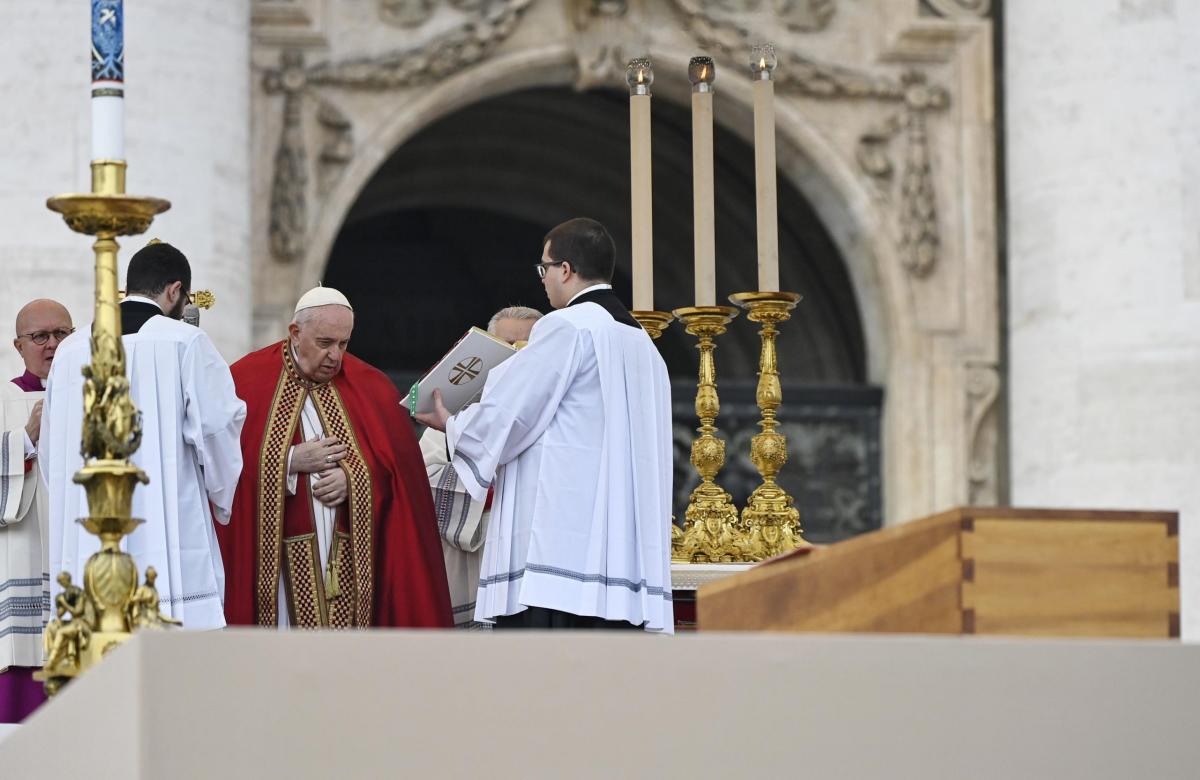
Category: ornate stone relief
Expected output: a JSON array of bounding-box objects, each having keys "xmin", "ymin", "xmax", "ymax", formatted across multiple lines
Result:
[
  {"xmin": 672, "ymin": 0, "xmax": 950, "ymax": 277},
  {"xmin": 570, "ymin": 0, "xmax": 635, "ymax": 90},
  {"xmin": 264, "ymin": 0, "xmax": 949, "ymax": 276},
  {"xmin": 379, "ymin": 0, "xmax": 520, "ymax": 29},
  {"xmin": 379, "ymin": 0, "xmax": 434, "ymax": 28},
  {"xmin": 922, "ymin": 0, "xmax": 990, "ymax": 19},
  {"xmin": 262, "ymin": 0, "xmax": 533, "ymax": 262},
  {"xmin": 965, "ymin": 359, "xmax": 1001, "ymax": 505},
  {"xmin": 689, "ymin": 0, "xmax": 836, "ymax": 31}
]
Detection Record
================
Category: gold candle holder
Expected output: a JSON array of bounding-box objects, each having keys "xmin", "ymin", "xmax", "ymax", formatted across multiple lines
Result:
[
  {"xmin": 631, "ymin": 310, "xmax": 674, "ymax": 340},
  {"xmin": 670, "ymin": 305, "xmax": 747, "ymax": 563},
  {"xmin": 728, "ymin": 290, "xmax": 809, "ymax": 560},
  {"xmin": 36, "ymin": 161, "xmax": 177, "ymax": 696}
]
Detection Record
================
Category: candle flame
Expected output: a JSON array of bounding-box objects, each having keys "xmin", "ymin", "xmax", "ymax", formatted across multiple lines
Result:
[
  {"xmin": 700, "ymin": 65, "xmax": 708, "ymax": 80},
  {"xmin": 758, "ymin": 57, "xmax": 767, "ymax": 70},
  {"xmin": 637, "ymin": 70, "xmax": 645, "ymax": 84}
]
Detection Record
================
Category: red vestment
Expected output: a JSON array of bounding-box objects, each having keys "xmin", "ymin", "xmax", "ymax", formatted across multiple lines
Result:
[{"xmin": 218, "ymin": 342, "xmax": 452, "ymax": 628}]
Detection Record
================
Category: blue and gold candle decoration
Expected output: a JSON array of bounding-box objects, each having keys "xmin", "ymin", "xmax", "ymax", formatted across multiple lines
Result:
[{"xmin": 91, "ymin": 0, "xmax": 124, "ymax": 161}]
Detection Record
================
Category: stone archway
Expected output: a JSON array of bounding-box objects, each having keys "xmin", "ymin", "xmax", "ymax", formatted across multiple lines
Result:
[
  {"xmin": 323, "ymin": 85, "xmax": 866, "ymax": 385},
  {"xmin": 250, "ymin": 0, "xmax": 1000, "ymax": 525}
]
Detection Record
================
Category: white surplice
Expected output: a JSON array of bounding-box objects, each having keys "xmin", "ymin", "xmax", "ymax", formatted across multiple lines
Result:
[
  {"xmin": 446, "ymin": 302, "xmax": 675, "ymax": 633},
  {"xmin": 41, "ymin": 317, "xmax": 246, "ymax": 630},
  {"xmin": 0, "ymin": 384, "xmax": 48, "ymax": 669},
  {"xmin": 419, "ymin": 427, "xmax": 489, "ymax": 628}
]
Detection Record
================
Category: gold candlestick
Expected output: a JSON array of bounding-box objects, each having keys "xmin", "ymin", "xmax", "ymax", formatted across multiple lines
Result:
[
  {"xmin": 670, "ymin": 305, "xmax": 747, "ymax": 562},
  {"xmin": 36, "ymin": 160, "xmax": 177, "ymax": 696},
  {"xmin": 631, "ymin": 310, "xmax": 674, "ymax": 340},
  {"xmin": 729, "ymin": 290, "xmax": 808, "ymax": 560}
]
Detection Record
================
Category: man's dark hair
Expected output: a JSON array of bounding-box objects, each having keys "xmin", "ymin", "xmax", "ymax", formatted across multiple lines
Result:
[
  {"xmin": 542, "ymin": 218, "xmax": 615, "ymax": 283},
  {"xmin": 126, "ymin": 241, "xmax": 191, "ymax": 297}
]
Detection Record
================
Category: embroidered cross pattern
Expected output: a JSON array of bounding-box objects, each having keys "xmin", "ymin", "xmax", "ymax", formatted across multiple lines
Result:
[{"xmin": 449, "ymin": 356, "xmax": 482, "ymax": 385}]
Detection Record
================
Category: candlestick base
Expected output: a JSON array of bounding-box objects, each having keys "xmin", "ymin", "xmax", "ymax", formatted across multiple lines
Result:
[
  {"xmin": 631, "ymin": 310, "xmax": 674, "ymax": 340},
  {"xmin": 670, "ymin": 306, "xmax": 752, "ymax": 563},
  {"xmin": 728, "ymin": 290, "xmax": 810, "ymax": 560}
]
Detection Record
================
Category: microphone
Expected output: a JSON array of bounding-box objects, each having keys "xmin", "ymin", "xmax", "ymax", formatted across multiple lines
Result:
[{"xmin": 182, "ymin": 303, "xmax": 200, "ymax": 327}]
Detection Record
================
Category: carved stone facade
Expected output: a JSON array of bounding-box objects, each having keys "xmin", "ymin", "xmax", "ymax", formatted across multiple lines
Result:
[{"xmin": 249, "ymin": 0, "xmax": 1001, "ymax": 524}]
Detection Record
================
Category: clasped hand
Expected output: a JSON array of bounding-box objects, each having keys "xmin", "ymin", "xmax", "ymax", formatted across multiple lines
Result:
[
  {"xmin": 291, "ymin": 436, "xmax": 348, "ymax": 507},
  {"xmin": 291, "ymin": 436, "xmax": 346, "ymax": 473},
  {"xmin": 311, "ymin": 467, "xmax": 348, "ymax": 508}
]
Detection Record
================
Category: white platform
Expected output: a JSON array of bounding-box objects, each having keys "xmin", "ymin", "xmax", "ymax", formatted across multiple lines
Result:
[{"xmin": 2, "ymin": 630, "xmax": 1198, "ymax": 778}]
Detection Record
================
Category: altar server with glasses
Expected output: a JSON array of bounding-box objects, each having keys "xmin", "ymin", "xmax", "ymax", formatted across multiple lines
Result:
[{"xmin": 419, "ymin": 217, "xmax": 675, "ymax": 632}]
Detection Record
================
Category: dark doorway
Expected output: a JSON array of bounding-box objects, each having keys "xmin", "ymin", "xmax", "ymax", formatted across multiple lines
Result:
[{"xmin": 326, "ymin": 86, "xmax": 881, "ymax": 542}]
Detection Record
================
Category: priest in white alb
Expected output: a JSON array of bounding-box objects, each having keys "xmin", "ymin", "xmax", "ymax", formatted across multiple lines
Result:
[
  {"xmin": 41, "ymin": 242, "xmax": 246, "ymax": 630},
  {"xmin": 418, "ymin": 218, "xmax": 675, "ymax": 632}
]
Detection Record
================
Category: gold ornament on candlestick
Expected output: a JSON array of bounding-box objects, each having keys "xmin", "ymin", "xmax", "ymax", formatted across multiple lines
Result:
[
  {"xmin": 631, "ymin": 310, "xmax": 673, "ymax": 339},
  {"xmin": 191, "ymin": 289, "xmax": 216, "ymax": 309},
  {"xmin": 670, "ymin": 305, "xmax": 750, "ymax": 562},
  {"xmin": 36, "ymin": 159, "xmax": 178, "ymax": 696},
  {"xmin": 117, "ymin": 288, "xmax": 216, "ymax": 308},
  {"xmin": 729, "ymin": 290, "xmax": 809, "ymax": 560}
]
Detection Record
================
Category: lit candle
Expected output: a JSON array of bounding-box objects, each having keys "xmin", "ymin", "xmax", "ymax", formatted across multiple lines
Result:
[
  {"xmin": 750, "ymin": 44, "xmax": 779, "ymax": 292},
  {"xmin": 627, "ymin": 57, "xmax": 654, "ymax": 311},
  {"xmin": 689, "ymin": 57, "xmax": 717, "ymax": 307},
  {"xmin": 91, "ymin": 0, "xmax": 125, "ymax": 161}
]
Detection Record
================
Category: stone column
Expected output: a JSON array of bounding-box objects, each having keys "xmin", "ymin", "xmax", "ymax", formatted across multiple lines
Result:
[
  {"xmin": 0, "ymin": 0, "xmax": 252, "ymax": 377},
  {"xmin": 1006, "ymin": 0, "xmax": 1200, "ymax": 637}
]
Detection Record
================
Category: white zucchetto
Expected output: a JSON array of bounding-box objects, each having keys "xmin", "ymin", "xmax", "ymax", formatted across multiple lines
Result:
[{"xmin": 294, "ymin": 286, "xmax": 353, "ymax": 314}]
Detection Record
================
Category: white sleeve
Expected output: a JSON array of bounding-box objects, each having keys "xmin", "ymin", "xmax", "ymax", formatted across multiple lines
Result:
[
  {"xmin": 0, "ymin": 427, "xmax": 33, "ymax": 526},
  {"xmin": 446, "ymin": 315, "xmax": 582, "ymax": 503},
  {"xmin": 286, "ymin": 446, "xmax": 298, "ymax": 495},
  {"xmin": 180, "ymin": 334, "xmax": 248, "ymax": 523},
  {"xmin": 420, "ymin": 426, "xmax": 487, "ymax": 550}
]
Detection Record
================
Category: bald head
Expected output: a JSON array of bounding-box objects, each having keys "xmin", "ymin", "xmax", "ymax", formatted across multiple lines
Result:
[
  {"xmin": 15, "ymin": 299, "xmax": 70, "ymax": 336},
  {"xmin": 13, "ymin": 299, "xmax": 73, "ymax": 380}
]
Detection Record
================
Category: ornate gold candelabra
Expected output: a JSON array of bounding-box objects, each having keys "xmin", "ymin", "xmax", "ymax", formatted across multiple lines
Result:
[
  {"xmin": 670, "ymin": 306, "xmax": 749, "ymax": 562},
  {"xmin": 631, "ymin": 310, "xmax": 674, "ymax": 340},
  {"xmin": 729, "ymin": 291, "xmax": 809, "ymax": 560},
  {"xmin": 36, "ymin": 160, "xmax": 176, "ymax": 696}
]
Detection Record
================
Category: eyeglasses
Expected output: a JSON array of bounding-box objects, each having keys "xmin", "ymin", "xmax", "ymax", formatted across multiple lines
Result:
[
  {"xmin": 18, "ymin": 327, "xmax": 75, "ymax": 345},
  {"xmin": 535, "ymin": 260, "xmax": 566, "ymax": 280}
]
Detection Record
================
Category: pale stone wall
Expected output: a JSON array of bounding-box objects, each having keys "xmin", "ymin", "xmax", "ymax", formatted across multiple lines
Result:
[
  {"xmin": 1006, "ymin": 0, "xmax": 1200, "ymax": 637},
  {"xmin": 0, "ymin": 0, "xmax": 252, "ymax": 382}
]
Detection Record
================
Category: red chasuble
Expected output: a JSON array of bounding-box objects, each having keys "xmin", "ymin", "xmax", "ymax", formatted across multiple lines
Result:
[{"xmin": 218, "ymin": 342, "xmax": 452, "ymax": 628}]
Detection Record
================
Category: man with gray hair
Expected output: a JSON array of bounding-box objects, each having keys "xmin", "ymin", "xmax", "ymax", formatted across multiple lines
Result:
[
  {"xmin": 419, "ymin": 305, "xmax": 542, "ymax": 627},
  {"xmin": 218, "ymin": 287, "xmax": 452, "ymax": 629}
]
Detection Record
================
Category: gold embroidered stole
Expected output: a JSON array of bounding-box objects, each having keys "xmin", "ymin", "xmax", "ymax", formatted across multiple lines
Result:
[{"xmin": 256, "ymin": 344, "xmax": 374, "ymax": 628}]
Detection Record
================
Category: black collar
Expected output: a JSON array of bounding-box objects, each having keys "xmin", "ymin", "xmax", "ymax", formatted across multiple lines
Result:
[
  {"xmin": 119, "ymin": 299, "xmax": 163, "ymax": 335},
  {"xmin": 567, "ymin": 288, "xmax": 641, "ymax": 330}
]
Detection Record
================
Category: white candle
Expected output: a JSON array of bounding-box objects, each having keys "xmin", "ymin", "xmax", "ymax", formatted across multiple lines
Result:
[
  {"xmin": 91, "ymin": 0, "xmax": 125, "ymax": 161},
  {"xmin": 751, "ymin": 44, "xmax": 779, "ymax": 293},
  {"xmin": 627, "ymin": 58, "xmax": 654, "ymax": 311},
  {"xmin": 689, "ymin": 57, "xmax": 717, "ymax": 307}
]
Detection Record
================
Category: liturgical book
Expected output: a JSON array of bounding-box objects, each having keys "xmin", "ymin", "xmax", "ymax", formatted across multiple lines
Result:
[{"xmin": 407, "ymin": 327, "xmax": 516, "ymax": 416}]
